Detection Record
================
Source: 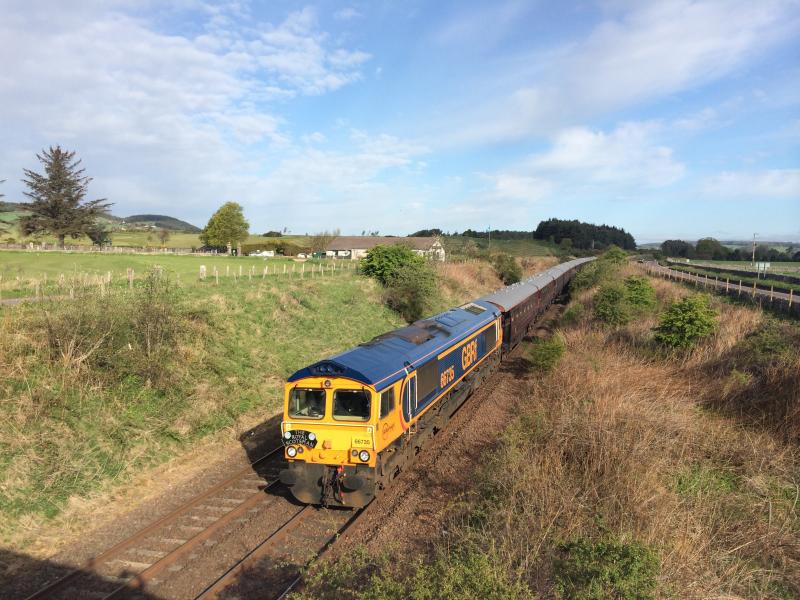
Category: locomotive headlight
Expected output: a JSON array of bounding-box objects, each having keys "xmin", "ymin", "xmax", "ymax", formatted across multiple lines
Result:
[
  {"xmin": 358, "ymin": 450, "xmax": 370, "ymax": 462},
  {"xmin": 286, "ymin": 446, "xmax": 298, "ymax": 458},
  {"xmin": 308, "ymin": 432, "xmax": 316, "ymax": 442},
  {"xmin": 283, "ymin": 431, "xmax": 292, "ymax": 440}
]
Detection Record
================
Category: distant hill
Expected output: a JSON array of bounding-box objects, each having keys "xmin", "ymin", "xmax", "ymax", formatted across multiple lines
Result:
[
  {"xmin": 0, "ymin": 202, "xmax": 200, "ymax": 233},
  {"xmin": 120, "ymin": 214, "xmax": 201, "ymax": 232}
]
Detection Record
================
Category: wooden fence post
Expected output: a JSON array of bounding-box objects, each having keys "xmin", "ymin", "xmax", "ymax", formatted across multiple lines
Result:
[
  {"xmin": 752, "ymin": 280, "xmax": 756, "ymax": 298},
  {"xmin": 726, "ymin": 277, "xmax": 729, "ymax": 292},
  {"xmin": 790, "ymin": 289, "xmax": 794, "ymax": 308}
]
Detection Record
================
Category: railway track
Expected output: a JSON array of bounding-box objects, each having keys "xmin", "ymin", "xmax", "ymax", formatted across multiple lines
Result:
[
  {"xmin": 25, "ymin": 447, "xmax": 286, "ymax": 600},
  {"xmin": 24, "ymin": 444, "xmax": 364, "ymax": 600}
]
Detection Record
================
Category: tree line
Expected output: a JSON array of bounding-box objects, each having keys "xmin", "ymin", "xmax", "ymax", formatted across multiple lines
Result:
[
  {"xmin": 661, "ymin": 238, "xmax": 800, "ymax": 262},
  {"xmin": 410, "ymin": 219, "xmax": 637, "ymax": 251}
]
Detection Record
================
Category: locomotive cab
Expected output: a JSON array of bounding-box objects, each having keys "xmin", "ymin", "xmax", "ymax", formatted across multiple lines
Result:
[{"xmin": 278, "ymin": 375, "xmax": 385, "ymax": 507}]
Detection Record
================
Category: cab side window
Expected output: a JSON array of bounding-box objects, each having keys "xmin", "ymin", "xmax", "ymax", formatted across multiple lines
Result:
[{"xmin": 380, "ymin": 387, "xmax": 395, "ymax": 419}]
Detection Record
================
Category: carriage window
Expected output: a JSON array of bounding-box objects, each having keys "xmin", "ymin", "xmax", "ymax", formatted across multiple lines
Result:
[
  {"xmin": 380, "ymin": 388, "xmax": 395, "ymax": 419},
  {"xmin": 333, "ymin": 390, "xmax": 371, "ymax": 421},
  {"xmin": 289, "ymin": 388, "xmax": 325, "ymax": 419}
]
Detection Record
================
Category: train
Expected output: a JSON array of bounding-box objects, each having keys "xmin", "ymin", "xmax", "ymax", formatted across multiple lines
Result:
[{"xmin": 278, "ymin": 257, "xmax": 594, "ymax": 507}]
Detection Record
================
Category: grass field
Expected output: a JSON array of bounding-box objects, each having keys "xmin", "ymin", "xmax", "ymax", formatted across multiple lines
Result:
[
  {"xmin": 667, "ymin": 263, "xmax": 800, "ymax": 293},
  {"xmin": 441, "ymin": 235, "xmax": 561, "ymax": 258},
  {"xmin": 0, "ymin": 250, "xmax": 354, "ymax": 299},
  {"xmin": 687, "ymin": 259, "xmax": 800, "ymax": 274}
]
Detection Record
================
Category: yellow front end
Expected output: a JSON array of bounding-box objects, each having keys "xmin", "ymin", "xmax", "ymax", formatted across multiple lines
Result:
[{"xmin": 281, "ymin": 377, "xmax": 378, "ymax": 468}]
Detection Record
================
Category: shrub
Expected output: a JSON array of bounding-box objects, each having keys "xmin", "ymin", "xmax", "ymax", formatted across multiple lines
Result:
[
  {"xmin": 561, "ymin": 302, "xmax": 585, "ymax": 327},
  {"xmin": 571, "ymin": 260, "xmax": 615, "ymax": 291},
  {"xmin": 361, "ymin": 244, "xmax": 423, "ymax": 285},
  {"xmin": 528, "ymin": 334, "xmax": 566, "ymax": 372},
  {"xmin": 492, "ymin": 253, "xmax": 522, "ymax": 285},
  {"xmin": 553, "ymin": 538, "xmax": 660, "ymax": 600},
  {"xmin": 623, "ymin": 276, "xmax": 656, "ymax": 311},
  {"xmin": 654, "ymin": 295, "xmax": 717, "ymax": 348},
  {"xmin": 385, "ymin": 260, "xmax": 438, "ymax": 322},
  {"xmin": 38, "ymin": 272, "xmax": 185, "ymax": 388},
  {"xmin": 593, "ymin": 283, "xmax": 630, "ymax": 326},
  {"xmin": 602, "ymin": 245, "xmax": 628, "ymax": 265},
  {"xmin": 295, "ymin": 544, "xmax": 531, "ymax": 600}
]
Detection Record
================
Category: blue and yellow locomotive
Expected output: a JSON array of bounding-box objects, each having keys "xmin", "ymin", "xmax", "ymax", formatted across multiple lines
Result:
[{"xmin": 278, "ymin": 258, "xmax": 593, "ymax": 507}]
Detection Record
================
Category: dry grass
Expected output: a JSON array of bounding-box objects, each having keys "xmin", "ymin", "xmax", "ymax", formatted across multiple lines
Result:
[
  {"xmin": 435, "ymin": 260, "xmax": 504, "ymax": 303},
  {"xmin": 460, "ymin": 271, "xmax": 800, "ymax": 597}
]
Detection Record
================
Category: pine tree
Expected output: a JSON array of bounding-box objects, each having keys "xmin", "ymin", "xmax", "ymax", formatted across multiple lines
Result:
[
  {"xmin": 20, "ymin": 146, "xmax": 111, "ymax": 247},
  {"xmin": 200, "ymin": 202, "xmax": 249, "ymax": 254}
]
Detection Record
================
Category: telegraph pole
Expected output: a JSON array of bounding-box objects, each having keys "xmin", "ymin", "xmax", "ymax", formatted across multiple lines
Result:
[{"xmin": 751, "ymin": 233, "xmax": 757, "ymax": 267}]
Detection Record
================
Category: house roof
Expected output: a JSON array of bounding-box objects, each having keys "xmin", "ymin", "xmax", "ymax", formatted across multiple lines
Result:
[
  {"xmin": 326, "ymin": 236, "xmax": 439, "ymax": 251},
  {"xmin": 287, "ymin": 299, "xmax": 500, "ymax": 391}
]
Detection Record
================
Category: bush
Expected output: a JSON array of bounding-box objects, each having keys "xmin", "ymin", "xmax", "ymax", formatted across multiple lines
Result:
[
  {"xmin": 295, "ymin": 544, "xmax": 531, "ymax": 600},
  {"xmin": 571, "ymin": 260, "xmax": 615, "ymax": 291},
  {"xmin": 561, "ymin": 302, "xmax": 585, "ymax": 327},
  {"xmin": 38, "ymin": 272, "xmax": 184, "ymax": 388},
  {"xmin": 492, "ymin": 253, "xmax": 522, "ymax": 285},
  {"xmin": 360, "ymin": 244, "xmax": 423, "ymax": 285},
  {"xmin": 654, "ymin": 295, "xmax": 717, "ymax": 348},
  {"xmin": 593, "ymin": 284, "xmax": 630, "ymax": 326},
  {"xmin": 623, "ymin": 276, "xmax": 656, "ymax": 311},
  {"xmin": 528, "ymin": 335, "xmax": 566, "ymax": 372},
  {"xmin": 553, "ymin": 538, "xmax": 660, "ymax": 600},
  {"xmin": 384, "ymin": 261, "xmax": 438, "ymax": 322},
  {"xmin": 602, "ymin": 245, "xmax": 628, "ymax": 265}
]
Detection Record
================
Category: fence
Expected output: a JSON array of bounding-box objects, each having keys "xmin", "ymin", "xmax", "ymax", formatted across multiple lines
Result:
[
  {"xmin": 643, "ymin": 262, "xmax": 799, "ymax": 318},
  {"xmin": 665, "ymin": 259, "xmax": 800, "ymax": 284},
  {"xmin": 0, "ymin": 260, "xmax": 358, "ymax": 305},
  {"xmin": 0, "ymin": 242, "xmax": 210, "ymax": 255}
]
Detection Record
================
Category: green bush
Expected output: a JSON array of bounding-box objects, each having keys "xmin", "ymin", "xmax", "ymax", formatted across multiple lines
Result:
[
  {"xmin": 492, "ymin": 253, "xmax": 522, "ymax": 285},
  {"xmin": 384, "ymin": 260, "xmax": 438, "ymax": 322},
  {"xmin": 624, "ymin": 276, "xmax": 656, "ymax": 311},
  {"xmin": 571, "ymin": 260, "xmax": 615, "ymax": 291},
  {"xmin": 593, "ymin": 284, "xmax": 631, "ymax": 326},
  {"xmin": 553, "ymin": 538, "xmax": 660, "ymax": 600},
  {"xmin": 653, "ymin": 295, "xmax": 717, "ymax": 348},
  {"xmin": 360, "ymin": 244, "xmax": 424, "ymax": 285},
  {"xmin": 561, "ymin": 302, "xmax": 585, "ymax": 327},
  {"xmin": 602, "ymin": 245, "xmax": 628, "ymax": 265},
  {"xmin": 295, "ymin": 544, "xmax": 531, "ymax": 600},
  {"xmin": 528, "ymin": 335, "xmax": 566, "ymax": 372},
  {"xmin": 38, "ymin": 272, "xmax": 185, "ymax": 388}
]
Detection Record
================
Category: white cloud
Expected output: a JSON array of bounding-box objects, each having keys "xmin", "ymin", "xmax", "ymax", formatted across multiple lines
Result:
[
  {"xmin": 253, "ymin": 7, "xmax": 371, "ymax": 95},
  {"xmin": 703, "ymin": 169, "xmax": 800, "ymax": 199},
  {"xmin": 434, "ymin": 0, "xmax": 800, "ymax": 145},
  {"xmin": 0, "ymin": 2, "xmax": 373, "ymax": 224},
  {"xmin": 526, "ymin": 122, "xmax": 685, "ymax": 186},
  {"xmin": 334, "ymin": 7, "xmax": 363, "ymax": 21}
]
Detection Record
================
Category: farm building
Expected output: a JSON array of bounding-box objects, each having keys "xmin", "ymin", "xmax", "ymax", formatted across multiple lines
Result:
[{"xmin": 324, "ymin": 236, "xmax": 446, "ymax": 261}]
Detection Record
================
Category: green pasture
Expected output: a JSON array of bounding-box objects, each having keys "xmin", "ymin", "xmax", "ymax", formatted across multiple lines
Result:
[
  {"xmin": 688, "ymin": 260, "xmax": 800, "ymax": 274},
  {"xmin": 442, "ymin": 235, "xmax": 559, "ymax": 258},
  {"xmin": 0, "ymin": 250, "xmax": 354, "ymax": 299}
]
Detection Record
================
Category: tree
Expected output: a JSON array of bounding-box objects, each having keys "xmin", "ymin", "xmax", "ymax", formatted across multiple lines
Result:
[
  {"xmin": 86, "ymin": 223, "xmax": 112, "ymax": 246},
  {"xmin": 157, "ymin": 229, "xmax": 171, "ymax": 246},
  {"xmin": 200, "ymin": 202, "xmax": 249, "ymax": 254},
  {"xmin": 695, "ymin": 238, "xmax": 728, "ymax": 260},
  {"xmin": 309, "ymin": 229, "xmax": 340, "ymax": 253},
  {"xmin": 384, "ymin": 261, "xmax": 438, "ymax": 322},
  {"xmin": 492, "ymin": 253, "xmax": 522, "ymax": 285},
  {"xmin": 20, "ymin": 146, "xmax": 111, "ymax": 247},
  {"xmin": 361, "ymin": 244, "xmax": 424, "ymax": 285},
  {"xmin": 660, "ymin": 240, "xmax": 694, "ymax": 258}
]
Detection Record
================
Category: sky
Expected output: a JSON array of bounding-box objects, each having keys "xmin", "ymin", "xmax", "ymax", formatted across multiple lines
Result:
[{"xmin": 0, "ymin": 0, "xmax": 798, "ymax": 243}]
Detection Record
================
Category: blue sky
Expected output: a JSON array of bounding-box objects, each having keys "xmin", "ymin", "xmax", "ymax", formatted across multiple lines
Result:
[{"xmin": 1, "ymin": 0, "xmax": 798, "ymax": 243}]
